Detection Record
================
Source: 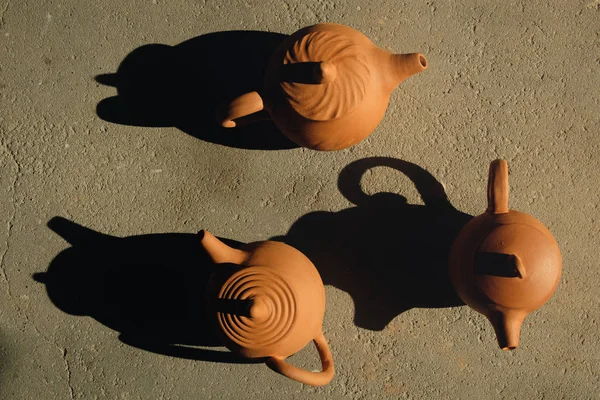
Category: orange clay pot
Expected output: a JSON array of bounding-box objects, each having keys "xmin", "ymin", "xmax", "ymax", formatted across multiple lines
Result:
[
  {"xmin": 200, "ymin": 230, "xmax": 334, "ymax": 386},
  {"xmin": 449, "ymin": 160, "xmax": 562, "ymax": 350},
  {"xmin": 219, "ymin": 22, "xmax": 427, "ymax": 150}
]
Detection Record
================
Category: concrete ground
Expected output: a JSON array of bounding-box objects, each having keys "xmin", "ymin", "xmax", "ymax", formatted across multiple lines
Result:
[{"xmin": 1, "ymin": 0, "xmax": 599, "ymax": 398}]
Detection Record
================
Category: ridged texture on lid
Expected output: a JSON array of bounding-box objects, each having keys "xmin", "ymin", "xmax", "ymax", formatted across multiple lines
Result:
[
  {"xmin": 281, "ymin": 30, "xmax": 371, "ymax": 121},
  {"xmin": 217, "ymin": 267, "xmax": 296, "ymax": 349}
]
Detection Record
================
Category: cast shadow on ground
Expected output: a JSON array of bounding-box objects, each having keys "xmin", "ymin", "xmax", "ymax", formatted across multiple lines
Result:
[
  {"xmin": 95, "ymin": 31, "xmax": 298, "ymax": 150},
  {"xmin": 33, "ymin": 217, "xmax": 263, "ymax": 364},
  {"xmin": 34, "ymin": 158, "xmax": 472, "ymax": 362},
  {"xmin": 272, "ymin": 157, "xmax": 473, "ymax": 330}
]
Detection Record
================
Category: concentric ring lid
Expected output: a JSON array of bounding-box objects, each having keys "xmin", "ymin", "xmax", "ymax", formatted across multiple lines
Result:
[
  {"xmin": 215, "ymin": 266, "xmax": 298, "ymax": 352},
  {"xmin": 279, "ymin": 29, "xmax": 371, "ymax": 121}
]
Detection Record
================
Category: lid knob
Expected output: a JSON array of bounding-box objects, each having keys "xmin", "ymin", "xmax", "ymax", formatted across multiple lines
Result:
[
  {"xmin": 313, "ymin": 62, "xmax": 337, "ymax": 84},
  {"xmin": 249, "ymin": 296, "xmax": 270, "ymax": 321}
]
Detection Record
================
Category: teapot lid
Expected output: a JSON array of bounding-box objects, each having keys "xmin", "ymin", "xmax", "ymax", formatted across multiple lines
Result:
[
  {"xmin": 473, "ymin": 219, "xmax": 561, "ymax": 310},
  {"xmin": 214, "ymin": 266, "xmax": 297, "ymax": 351},
  {"xmin": 279, "ymin": 28, "xmax": 371, "ymax": 121}
]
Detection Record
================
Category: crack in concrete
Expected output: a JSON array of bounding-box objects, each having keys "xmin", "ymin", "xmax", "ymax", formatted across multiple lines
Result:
[
  {"xmin": 307, "ymin": 178, "xmax": 327, "ymax": 208},
  {"xmin": 27, "ymin": 314, "xmax": 76, "ymax": 399},
  {"xmin": 0, "ymin": 135, "xmax": 19, "ymax": 300},
  {"xmin": 63, "ymin": 348, "xmax": 75, "ymax": 400},
  {"xmin": 0, "ymin": 1, "xmax": 9, "ymax": 28},
  {"xmin": 0, "ymin": 132, "xmax": 75, "ymax": 399},
  {"xmin": 0, "ymin": 218, "xmax": 14, "ymax": 299}
]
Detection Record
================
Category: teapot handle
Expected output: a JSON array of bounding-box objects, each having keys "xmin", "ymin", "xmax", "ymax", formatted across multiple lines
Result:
[
  {"xmin": 219, "ymin": 91, "xmax": 265, "ymax": 128},
  {"xmin": 487, "ymin": 159, "xmax": 509, "ymax": 214},
  {"xmin": 266, "ymin": 332, "xmax": 334, "ymax": 386}
]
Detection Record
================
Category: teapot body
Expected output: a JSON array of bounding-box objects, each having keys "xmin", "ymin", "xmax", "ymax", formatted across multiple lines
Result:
[
  {"xmin": 449, "ymin": 211, "xmax": 561, "ymax": 316},
  {"xmin": 262, "ymin": 23, "xmax": 392, "ymax": 150},
  {"xmin": 265, "ymin": 88, "xmax": 390, "ymax": 150},
  {"xmin": 206, "ymin": 240, "xmax": 326, "ymax": 359},
  {"xmin": 200, "ymin": 230, "xmax": 334, "ymax": 386},
  {"xmin": 219, "ymin": 23, "xmax": 427, "ymax": 151},
  {"xmin": 448, "ymin": 160, "xmax": 562, "ymax": 350}
]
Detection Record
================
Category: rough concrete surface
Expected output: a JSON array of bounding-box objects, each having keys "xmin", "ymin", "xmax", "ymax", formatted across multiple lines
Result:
[{"xmin": 1, "ymin": 0, "xmax": 599, "ymax": 398}]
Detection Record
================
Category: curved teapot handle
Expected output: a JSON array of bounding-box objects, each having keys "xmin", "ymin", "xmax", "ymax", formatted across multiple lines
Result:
[
  {"xmin": 219, "ymin": 91, "xmax": 265, "ymax": 128},
  {"xmin": 266, "ymin": 332, "xmax": 334, "ymax": 386},
  {"xmin": 487, "ymin": 159, "xmax": 509, "ymax": 214}
]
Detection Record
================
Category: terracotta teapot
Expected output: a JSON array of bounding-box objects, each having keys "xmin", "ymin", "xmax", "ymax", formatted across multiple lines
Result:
[
  {"xmin": 200, "ymin": 230, "xmax": 334, "ymax": 386},
  {"xmin": 449, "ymin": 160, "xmax": 562, "ymax": 350},
  {"xmin": 219, "ymin": 22, "xmax": 428, "ymax": 150}
]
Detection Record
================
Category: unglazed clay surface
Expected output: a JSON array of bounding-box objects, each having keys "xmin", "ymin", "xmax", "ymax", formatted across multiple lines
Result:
[
  {"xmin": 220, "ymin": 23, "xmax": 427, "ymax": 150},
  {"xmin": 216, "ymin": 266, "xmax": 298, "ymax": 353},
  {"xmin": 281, "ymin": 30, "xmax": 371, "ymax": 121},
  {"xmin": 7, "ymin": 2, "xmax": 599, "ymax": 398},
  {"xmin": 449, "ymin": 160, "xmax": 562, "ymax": 350},
  {"xmin": 200, "ymin": 231, "xmax": 334, "ymax": 386}
]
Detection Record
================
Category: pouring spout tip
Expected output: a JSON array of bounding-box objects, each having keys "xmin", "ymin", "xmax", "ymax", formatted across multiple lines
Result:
[
  {"xmin": 385, "ymin": 52, "xmax": 428, "ymax": 92},
  {"xmin": 488, "ymin": 310, "xmax": 526, "ymax": 352},
  {"xmin": 417, "ymin": 54, "xmax": 428, "ymax": 69}
]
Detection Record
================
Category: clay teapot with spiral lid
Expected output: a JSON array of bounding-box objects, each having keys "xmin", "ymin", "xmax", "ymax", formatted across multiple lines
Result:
[
  {"xmin": 200, "ymin": 230, "xmax": 334, "ymax": 386},
  {"xmin": 219, "ymin": 22, "xmax": 428, "ymax": 150},
  {"xmin": 449, "ymin": 160, "xmax": 562, "ymax": 350}
]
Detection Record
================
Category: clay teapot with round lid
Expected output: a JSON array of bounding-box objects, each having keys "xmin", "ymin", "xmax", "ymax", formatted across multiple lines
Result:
[
  {"xmin": 449, "ymin": 160, "xmax": 562, "ymax": 350},
  {"xmin": 200, "ymin": 230, "xmax": 334, "ymax": 386},
  {"xmin": 219, "ymin": 22, "xmax": 428, "ymax": 150}
]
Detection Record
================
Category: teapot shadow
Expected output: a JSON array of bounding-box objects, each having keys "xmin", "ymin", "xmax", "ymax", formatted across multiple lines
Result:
[
  {"xmin": 35, "ymin": 158, "xmax": 472, "ymax": 362},
  {"xmin": 272, "ymin": 157, "xmax": 472, "ymax": 331},
  {"xmin": 34, "ymin": 216, "xmax": 263, "ymax": 364},
  {"xmin": 95, "ymin": 31, "xmax": 299, "ymax": 150}
]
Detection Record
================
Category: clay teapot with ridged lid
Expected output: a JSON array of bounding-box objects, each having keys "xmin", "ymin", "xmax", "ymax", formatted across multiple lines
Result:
[
  {"xmin": 218, "ymin": 22, "xmax": 427, "ymax": 150},
  {"xmin": 449, "ymin": 160, "xmax": 562, "ymax": 350},
  {"xmin": 200, "ymin": 230, "xmax": 334, "ymax": 386}
]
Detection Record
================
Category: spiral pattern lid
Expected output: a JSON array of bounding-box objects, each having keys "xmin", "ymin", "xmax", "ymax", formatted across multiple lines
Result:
[
  {"xmin": 280, "ymin": 30, "xmax": 371, "ymax": 121},
  {"xmin": 217, "ymin": 266, "xmax": 297, "ymax": 349}
]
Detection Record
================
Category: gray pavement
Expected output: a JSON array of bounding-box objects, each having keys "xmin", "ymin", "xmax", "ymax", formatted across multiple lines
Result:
[{"xmin": 1, "ymin": 0, "xmax": 599, "ymax": 398}]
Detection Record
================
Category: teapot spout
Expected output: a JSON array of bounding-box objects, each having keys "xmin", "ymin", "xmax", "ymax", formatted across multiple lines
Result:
[
  {"xmin": 199, "ymin": 230, "xmax": 247, "ymax": 265},
  {"xmin": 384, "ymin": 53, "xmax": 427, "ymax": 93},
  {"xmin": 487, "ymin": 310, "xmax": 527, "ymax": 350}
]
